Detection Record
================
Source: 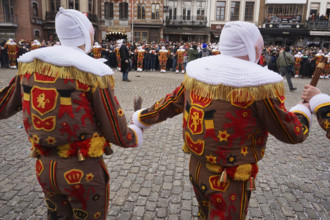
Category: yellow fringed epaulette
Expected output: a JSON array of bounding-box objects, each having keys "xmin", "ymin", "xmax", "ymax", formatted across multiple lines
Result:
[
  {"xmin": 183, "ymin": 75, "xmax": 284, "ymax": 102},
  {"xmin": 18, "ymin": 59, "xmax": 115, "ymax": 89}
]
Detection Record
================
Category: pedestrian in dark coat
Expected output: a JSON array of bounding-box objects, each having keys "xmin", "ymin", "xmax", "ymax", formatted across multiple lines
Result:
[
  {"xmin": 120, "ymin": 40, "xmax": 130, "ymax": 82},
  {"xmin": 299, "ymin": 56, "xmax": 311, "ymax": 78}
]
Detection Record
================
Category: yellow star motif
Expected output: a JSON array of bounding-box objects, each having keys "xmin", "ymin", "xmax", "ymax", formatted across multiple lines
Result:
[
  {"xmin": 324, "ymin": 120, "xmax": 330, "ymax": 129},
  {"xmin": 46, "ymin": 136, "xmax": 56, "ymax": 145},
  {"xmin": 217, "ymin": 130, "xmax": 230, "ymax": 142},
  {"xmin": 94, "ymin": 211, "xmax": 101, "ymax": 219},
  {"xmin": 206, "ymin": 154, "xmax": 217, "ymax": 164},
  {"xmin": 85, "ymin": 173, "xmax": 94, "ymax": 182},
  {"xmin": 117, "ymin": 108, "xmax": 124, "ymax": 117},
  {"xmin": 32, "ymin": 134, "xmax": 40, "ymax": 144},
  {"xmin": 241, "ymin": 146, "xmax": 248, "ymax": 156}
]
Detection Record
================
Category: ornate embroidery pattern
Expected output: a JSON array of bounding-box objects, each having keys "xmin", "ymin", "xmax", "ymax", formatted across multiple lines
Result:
[
  {"xmin": 32, "ymin": 114, "xmax": 56, "ymax": 131},
  {"xmin": 31, "ymin": 86, "xmax": 58, "ymax": 115},
  {"xmin": 185, "ymin": 132, "xmax": 205, "ymax": 156}
]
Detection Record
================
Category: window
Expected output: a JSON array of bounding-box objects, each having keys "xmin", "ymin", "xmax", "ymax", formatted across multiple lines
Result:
[
  {"xmin": 152, "ymin": 4, "xmax": 160, "ymax": 20},
  {"xmin": 310, "ymin": 3, "xmax": 320, "ymax": 16},
  {"xmin": 88, "ymin": 0, "xmax": 93, "ymax": 13},
  {"xmin": 138, "ymin": 4, "xmax": 146, "ymax": 19},
  {"xmin": 3, "ymin": 0, "xmax": 14, "ymax": 22},
  {"xmin": 32, "ymin": 2, "xmax": 38, "ymax": 16},
  {"xmin": 216, "ymin": 1, "xmax": 226, "ymax": 21},
  {"xmin": 183, "ymin": 8, "xmax": 186, "ymax": 20},
  {"xmin": 169, "ymin": 7, "xmax": 172, "ymax": 19},
  {"xmin": 34, "ymin": 29, "xmax": 40, "ymax": 37},
  {"xmin": 174, "ymin": 8, "xmax": 177, "ymax": 20},
  {"xmin": 104, "ymin": 2, "xmax": 113, "ymax": 19},
  {"xmin": 134, "ymin": 31, "xmax": 148, "ymax": 43},
  {"xmin": 187, "ymin": 9, "xmax": 191, "ymax": 20},
  {"xmin": 50, "ymin": 0, "xmax": 60, "ymax": 11},
  {"xmin": 119, "ymin": 2, "xmax": 128, "ymax": 20},
  {"xmin": 245, "ymin": 2, "xmax": 254, "ymax": 21},
  {"xmin": 230, "ymin": 2, "xmax": 240, "ymax": 21},
  {"xmin": 197, "ymin": 9, "xmax": 205, "ymax": 20},
  {"xmin": 69, "ymin": 0, "xmax": 79, "ymax": 10}
]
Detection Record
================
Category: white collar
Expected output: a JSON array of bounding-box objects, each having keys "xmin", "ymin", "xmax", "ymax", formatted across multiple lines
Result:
[
  {"xmin": 18, "ymin": 45, "xmax": 113, "ymax": 76},
  {"xmin": 186, "ymin": 54, "xmax": 283, "ymax": 87}
]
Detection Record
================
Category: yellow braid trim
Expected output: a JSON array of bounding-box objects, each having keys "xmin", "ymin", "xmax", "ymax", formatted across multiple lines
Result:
[
  {"xmin": 206, "ymin": 163, "xmax": 223, "ymax": 173},
  {"xmin": 18, "ymin": 59, "xmax": 115, "ymax": 89},
  {"xmin": 88, "ymin": 133, "xmax": 107, "ymax": 157},
  {"xmin": 183, "ymin": 74, "xmax": 284, "ymax": 102},
  {"xmin": 57, "ymin": 144, "xmax": 71, "ymax": 158},
  {"xmin": 233, "ymin": 164, "xmax": 252, "ymax": 181}
]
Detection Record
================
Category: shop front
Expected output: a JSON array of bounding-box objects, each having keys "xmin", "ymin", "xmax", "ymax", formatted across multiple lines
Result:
[
  {"xmin": 260, "ymin": 24, "xmax": 309, "ymax": 46},
  {"xmin": 163, "ymin": 26, "xmax": 209, "ymax": 43}
]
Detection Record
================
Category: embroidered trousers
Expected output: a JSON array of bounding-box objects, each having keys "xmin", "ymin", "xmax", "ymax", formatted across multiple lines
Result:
[
  {"xmin": 36, "ymin": 155, "xmax": 109, "ymax": 220},
  {"xmin": 189, "ymin": 156, "xmax": 251, "ymax": 220}
]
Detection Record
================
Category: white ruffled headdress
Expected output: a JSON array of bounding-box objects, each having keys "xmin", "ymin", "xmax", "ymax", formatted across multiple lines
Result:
[
  {"xmin": 219, "ymin": 21, "xmax": 261, "ymax": 63},
  {"xmin": 55, "ymin": 7, "xmax": 94, "ymax": 53}
]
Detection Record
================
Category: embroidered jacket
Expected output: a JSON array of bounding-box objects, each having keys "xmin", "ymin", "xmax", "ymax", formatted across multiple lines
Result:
[
  {"xmin": 132, "ymin": 55, "xmax": 311, "ymax": 175},
  {"xmin": 309, "ymin": 93, "xmax": 330, "ymax": 139},
  {"xmin": 0, "ymin": 46, "xmax": 142, "ymax": 158}
]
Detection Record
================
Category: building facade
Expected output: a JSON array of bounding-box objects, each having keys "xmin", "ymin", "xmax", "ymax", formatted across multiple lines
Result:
[
  {"xmin": 209, "ymin": 0, "xmax": 261, "ymax": 42},
  {"xmin": 163, "ymin": 0, "xmax": 209, "ymax": 42},
  {"xmin": 0, "ymin": 0, "xmax": 17, "ymax": 40},
  {"xmin": 41, "ymin": 0, "xmax": 101, "ymax": 43},
  {"xmin": 259, "ymin": 0, "xmax": 309, "ymax": 46},
  {"xmin": 100, "ymin": 0, "xmax": 164, "ymax": 43},
  {"xmin": 305, "ymin": 0, "xmax": 330, "ymax": 48}
]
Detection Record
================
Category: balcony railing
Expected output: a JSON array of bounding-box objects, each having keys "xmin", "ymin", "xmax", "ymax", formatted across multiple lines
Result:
[
  {"xmin": 0, "ymin": 12, "xmax": 18, "ymax": 26},
  {"xmin": 46, "ymin": 11, "xmax": 98, "ymax": 23},
  {"xmin": 46, "ymin": 11, "xmax": 57, "ymax": 21},
  {"xmin": 306, "ymin": 20, "xmax": 330, "ymax": 30},
  {"xmin": 165, "ymin": 16, "xmax": 207, "ymax": 26}
]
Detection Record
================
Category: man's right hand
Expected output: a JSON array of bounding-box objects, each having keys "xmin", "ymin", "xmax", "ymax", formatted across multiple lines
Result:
[{"xmin": 301, "ymin": 84, "xmax": 322, "ymax": 102}]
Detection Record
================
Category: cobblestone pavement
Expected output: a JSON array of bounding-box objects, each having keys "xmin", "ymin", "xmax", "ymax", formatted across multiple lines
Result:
[{"xmin": 0, "ymin": 68, "xmax": 329, "ymax": 220}]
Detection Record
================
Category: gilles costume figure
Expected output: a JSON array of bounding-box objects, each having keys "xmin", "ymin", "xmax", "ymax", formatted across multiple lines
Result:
[
  {"xmin": 92, "ymin": 42, "xmax": 102, "ymax": 59},
  {"xmin": 158, "ymin": 46, "xmax": 170, "ymax": 73},
  {"xmin": 131, "ymin": 22, "xmax": 311, "ymax": 219},
  {"xmin": 5, "ymin": 38, "xmax": 18, "ymax": 68},
  {"xmin": 0, "ymin": 8, "xmax": 143, "ymax": 220}
]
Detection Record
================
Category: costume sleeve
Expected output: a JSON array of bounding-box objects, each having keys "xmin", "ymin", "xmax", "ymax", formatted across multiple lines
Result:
[
  {"xmin": 132, "ymin": 84, "xmax": 185, "ymax": 129},
  {"xmin": 92, "ymin": 86, "xmax": 143, "ymax": 147},
  {"xmin": 0, "ymin": 76, "xmax": 22, "ymax": 119},
  {"xmin": 255, "ymin": 97, "xmax": 311, "ymax": 144},
  {"xmin": 309, "ymin": 94, "xmax": 330, "ymax": 139}
]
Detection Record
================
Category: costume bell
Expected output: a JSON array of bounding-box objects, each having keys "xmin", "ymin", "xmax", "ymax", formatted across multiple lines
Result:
[
  {"xmin": 131, "ymin": 21, "xmax": 311, "ymax": 220},
  {"xmin": 0, "ymin": 8, "xmax": 143, "ymax": 220}
]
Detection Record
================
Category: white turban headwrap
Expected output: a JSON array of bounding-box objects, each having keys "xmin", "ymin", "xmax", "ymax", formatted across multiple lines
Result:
[
  {"xmin": 219, "ymin": 21, "xmax": 262, "ymax": 63},
  {"xmin": 55, "ymin": 7, "xmax": 94, "ymax": 53}
]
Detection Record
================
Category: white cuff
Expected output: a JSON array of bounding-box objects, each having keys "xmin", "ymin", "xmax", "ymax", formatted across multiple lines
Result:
[
  {"xmin": 128, "ymin": 124, "xmax": 143, "ymax": 147},
  {"xmin": 290, "ymin": 103, "xmax": 312, "ymax": 127},
  {"xmin": 132, "ymin": 109, "xmax": 152, "ymax": 129},
  {"xmin": 309, "ymin": 94, "xmax": 330, "ymax": 114}
]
